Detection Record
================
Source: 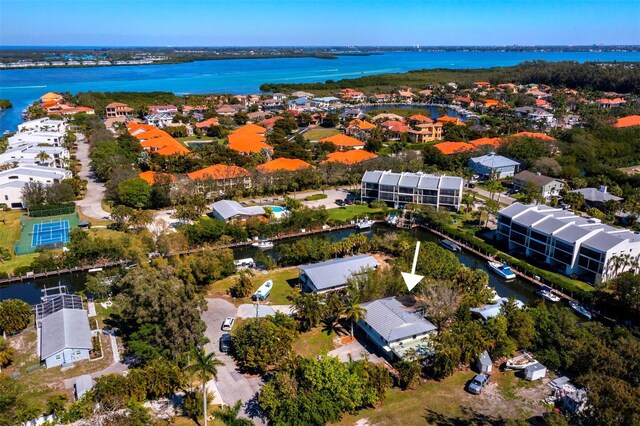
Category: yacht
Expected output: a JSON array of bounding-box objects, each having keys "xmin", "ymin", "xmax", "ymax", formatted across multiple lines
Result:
[
  {"xmin": 535, "ymin": 286, "xmax": 561, "ymax": 302},
  {"xmin": 251, "ymin": 240, "xmax": 274, "ymax": 249},
  {"xmin": 569, "ymin": 300, "xmax": 593, "ymax": 320},
  {"xmin": 355, "ymin": 217, "xmax": 375, "ymax": 229},
  {"xmin": 487, "ymin": 261, "xmax": 516, "ymax": 280},
  {"xmin": 439, "ymin": 239, "xmax": 462, "ymax": 252}
]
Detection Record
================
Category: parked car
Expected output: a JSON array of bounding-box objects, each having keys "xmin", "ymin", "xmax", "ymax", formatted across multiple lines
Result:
[
  {"xmin": 335, "ymin": 199, "xmax": 345, "ymax": 206},
  {"xmin": 467, "ymin": 373, "xmax": 491, "ymax": 394},
  {"xmin": 219, "ymin": 333, "xmax": 232, "ymax": 352},
  {"xmin": 344, "ymin": 198, "xmax": 354, "ymax": 205},
  {"xmin": 466, "ymin": 182, "xmax": 476, "ymax": 188},
  {"xmin": 221, "ymin": 317, "xmax": 235, "ymax": 331}
]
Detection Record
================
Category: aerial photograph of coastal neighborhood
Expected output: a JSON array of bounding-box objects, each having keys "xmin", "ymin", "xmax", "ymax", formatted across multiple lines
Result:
[{"xmin": 0, "ymin": 1, "xmax": 639, "ymax": 425}]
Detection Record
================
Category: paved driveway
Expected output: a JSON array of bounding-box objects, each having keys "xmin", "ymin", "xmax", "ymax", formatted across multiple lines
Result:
[
  {"xmin": 202, "ymin": 298, "xmax": 265, "ymax": 424},
  {"xmin": 300, "ymin": 188, "xmax": 352, "ymax": 209},
  {"xmin": 75, "ymin": 135, "xmax": 110, "ymax": 220}
]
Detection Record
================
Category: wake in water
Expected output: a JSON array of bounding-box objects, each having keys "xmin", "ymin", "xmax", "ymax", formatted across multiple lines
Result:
[{"xmin": 2, "ymin": 85, "xmax": 47, "ymax": 89}]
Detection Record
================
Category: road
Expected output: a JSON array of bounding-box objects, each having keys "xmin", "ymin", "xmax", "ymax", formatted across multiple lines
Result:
[
  {"xmin": 469, "ymin": 186, "xmax": 516, "ymax": 206},
  {"xmin": 75, "ymin": 134, "xmax": 110, "ymax": 220},
  {"xmin": 202, "ymin": 298, "xmax": 265, "ymax": 425}
]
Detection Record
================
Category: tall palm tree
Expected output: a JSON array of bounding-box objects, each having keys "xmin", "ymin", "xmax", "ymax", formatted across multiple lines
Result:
[
  {"xmin": 344, "ymin": 295, "xmax": 366, "ymax": 337},
  {"xmin": 214, "ymin": 400, "xmax": 252, "ymax": 426},
  {"xmin": 36, "ymin": 151, "xmax": 51, "ymax": 166},
  {"xmin": 188, "ymin": 348, "xmax": 224, "ymax": 426}
]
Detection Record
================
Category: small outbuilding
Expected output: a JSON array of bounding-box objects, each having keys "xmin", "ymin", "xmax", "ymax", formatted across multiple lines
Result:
[
  {"xmin": 524, "ymin": 362, "xmax": 547, "ymax": 381},
  {"xmin": 74, "ymin": 375, "xmax": 94, "ymax": 400},
  {"xmin": 476, "ymin": 350, "xmax": 492, "ymax": 374}
]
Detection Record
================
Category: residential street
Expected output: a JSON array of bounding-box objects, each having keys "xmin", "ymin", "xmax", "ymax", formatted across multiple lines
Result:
[
  {"xmin": 202, "ymin": 298, "xmax": 266, "ymax": 424},
  {"xmin": 75, "ymin": 135, "xmax": 110, "ymax": 220},
  {"xmin": 469, "ymin": 186, "xmax": 516, "ymax": 206}
]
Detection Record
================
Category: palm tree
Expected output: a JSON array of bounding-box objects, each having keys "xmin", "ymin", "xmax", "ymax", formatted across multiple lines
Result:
[
  {"xmin": 344, "ymin": 295, "xmax": 366, "ymax": 337},
  {"xmin": 36, "ymin": 151, "xmax": 51, "ymax": 166},
  {"xmin": 188, "ymin": 348, "xmax": 224, "ymax": 426},
  {"xmin": 214, "ymin": 400, "xmax": 252, "ymax": 426},
  {"xmin": 0, "ymin": 337, "xmax": 14, "ymax": 371}
]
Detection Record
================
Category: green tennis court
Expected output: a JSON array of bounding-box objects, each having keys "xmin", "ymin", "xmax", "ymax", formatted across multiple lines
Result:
[{"xmin": 15, "ymin": 212, "xmax": 79, "ymax": 255}]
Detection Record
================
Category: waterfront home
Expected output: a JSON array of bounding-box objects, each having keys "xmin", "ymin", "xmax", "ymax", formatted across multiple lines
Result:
[
  {"xmin": 407, "ymin": 122, "xmax": 443, "ymax": 143},
  {"xmin": 361, "ymin": 170, "xmax": 463, "ymax": 210},
  {"xmin": 468, "ymin": 153, "xmax": 520, "ymax": 179},
  {"xmin": 256, "ymin": 158, "xmax": 312, "ymax": 173},
  {"xmin": 513, "ymin": 171, "xmax": 565, "ymax": 198},
  {"xmin": 324, "ymin": 150, "xmax": 378, "ymax": 165},
  {"xmin": 40, "ymin": 308, "xmax": 92, "ymax": 368},
  {"xmin": 0, "ymin": 165, "xmax": 71, "ymax": 209},
  {"xmin": 568, "ymin": 187, "xmax": 623, "ymax": 209},
  {"xmin": 357, "ymin": 296, "xmax": 437, "ymax": 362},
  {"xmin": 596, "ymin": 97, "xmax": 626, "ymax": 108},
  {"xmin": 0, "ymin": 143, "xmax": 69, "ymax": 168},
  {"xmin": 396, "ymin": 90, "xmax": 415, "ymax": 102},
  {"xmin": 311, "ymin": 96, "xmax": 341, "ymax": 108},
  {"xmin": 210, "ymin": 199, "xmax": 266, "ymax": 222},
  {"xmin": 299, "ymin": 254, "xmax": 379, "ymax": 294},
  {"xmin": 497, "ymin": 203, "xmax": 640, "ymax": 283},
  {"xmin": 17, "ymin": 117, "xmax": 66, "ymax": 133},
  {"xmin": 339, "ymin": 88, "xmax": 366, "ymax": 103},
  {"xmin": 470, "ymin": 297, "xmax": 524, "ymax": 321},
  {"xmin": 614, "ymin": 115, "xmax": 640, "ymax": 128},
  {"xmin": 291, "ymin": 91, "xmax": 314, "ymax": 99},
  {"xmin": 318, "ymin": 133, "xmax": 365, "ymax": 151},
  {"xmin": 148, "ymin": 104, "xmax": 178, "ymax": 114},
  {"xmin": 105, "ymin": 102, "xmax": 133, "ymax": 118},
  {"xmin": 40, "ymin": 92, "xmax": 63, "ymax": 103},
  {"xmin": 436, "ymin": 115, "xmax": 464, "ymax": 126},
  {"xmin": 187, "ymin": 164, "xmax": 252, "ymax": 190},
  {"xmin": 371, "ymin": 93, "xmax": 392, "ymax": 103},
  {"xmin": 8, "ymin": 131, "xmax": 65, "ymax": 147},
  {"xmin": 379, "ymin": 120, "xmax": 409, "ymax": 140}
]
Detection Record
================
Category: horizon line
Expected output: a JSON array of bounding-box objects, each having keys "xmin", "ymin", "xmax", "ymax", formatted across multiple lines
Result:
[{"xmin": 2, "ymin": 44, "xmax": 640, "ymax": 49}]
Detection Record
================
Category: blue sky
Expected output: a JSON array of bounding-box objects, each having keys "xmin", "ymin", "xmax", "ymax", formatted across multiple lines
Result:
[{"xmin": 1, "ymin": 0, "xmax": 639, "ymax": 46}]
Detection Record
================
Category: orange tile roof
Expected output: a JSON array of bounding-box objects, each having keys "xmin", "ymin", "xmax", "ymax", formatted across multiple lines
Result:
[
  {"xmin": 233, "ymin": 123, "xmax": 267, "ymax": 135},
  {"xmin": 511, "ymin": 132, "xmax": 556, "ymax": 141},
  {"xmin": 257, "ymin": 116, "xmax": 283, "ymax": 128},
  {"xmin": 106, "ymin": 102, "xmax": 129, "ymax": 108},
  {"xmin": 535, "ymin": 99, "xmax": 550, "ymax": 106},
  {"xmin": 349, "ymin": 119, "xmax": 376, "ymax": 130},
  {"xmin": 597, "ymin": 97, "xmax": 626, "ymax": 105},
  {"xmin": 256, "ymin": 158, "xmax": 313, "ymax": 173},
  {"xmin": 324, "ymin": 150, "xmax": 378, "ymax": 165},
  {"xmin": 474, "ymin": 81, "xmax": 490, "ymax": 85},
  {"xmin": 433, "ymin": 141, "xmax": 476, "ymax": 155},
  {"xmin": 227, "ymin": 132, "xmax": 273, "ymax": 154},
  {"xmin": 140, "ymin": 136, "xmax": 191, "ymax": 156},
  {"xmin": 409, "ymin": 114, "xmax": 432, "ymax": 123},
  {"xmin": 41, "ymin": 100, "xmax": 59, "ymax": 109},
  {"xmin": 319, "ymin": 133, "xmax": 365, "ymax": 148},
  {"xmin": 187, "ymin": 164, "xmax": 250, "ymax": 181},
  {"xmin": 195, "ymin": 117, "xmax": 220, "ymax": 128},
  {"xmin": 470, "ymin": 137, "xmax": 502, "ymax": 148},
  {"xmin": 41, "ymin": 92, "xmax": 62, "ymax": 101},
  {"xmin": 380, "ymin": 120, "xmax": 410, "ymax": 133},
  {"xmin": 134, "ymin": 128, "xmax": 168, "ymax": 141},
  {"xmin": 483, "ymin": 99, "xmax": 501, "ymax": 107},
  {"xmin": 614, "ymin": 115, "xmax": 640, "ymax": 128},
  {"xmin": 138, "ymin": 171, "xmax": 176, "ymax": 185},
  {"xmin": 436, "ymin": 116, "xmax": 464, "ymax": 125},
  {"xmin": 127, "ymin": 122, "xmax": 156, "ymax": 134}
]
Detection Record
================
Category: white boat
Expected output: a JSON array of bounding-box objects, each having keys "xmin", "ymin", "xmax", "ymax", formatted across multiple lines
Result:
[
  {"xmin": 506, "ymin": 352, "xmax": 538, "ymax": 370},
  {"xmin": 439, "ymin": 239, "xmax": 462, "ymax": 252},
  {"xmin": 251, "ymin": 240, "xmax": 274, "ymax": 249},
  {"xmin": 385, "ymin": 214, "xmax": 398, "ymax": 226},
  {"xmin": 87, "ymin": 267, "xmax": 103, "ymax": 274},
  {"xmin": 233, "ymin": 258, "xmax": 254, "ymax": 268},
  {"xmin": 569, "ymin": 301, "xmax": 593, "ymax": 320},
  {"xmin": 252, "ymin": 279, "xmax": 273, "ymax": 301},
  {"xmin": 487, "ymin": 261, "xmax": 516, "ymax": 280},
  {"xmin": 536, "ymin": 286, "xmax": 561, "ymax": 302},
  {"xmin": 355, "ymin": 217, "xmax": 375, "ymax": 229}
]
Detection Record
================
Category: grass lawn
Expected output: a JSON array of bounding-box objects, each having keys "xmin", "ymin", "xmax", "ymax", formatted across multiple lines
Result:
[
  {"xmin": 0, "ymin": 210, "xmax": 38, "ymax": 275},
  {"xmin": 327, "ymin": 205, "xmax": 385, "ymax": 222},
  {"xmin": 293, "ymin": 327, "xmax": 336, "ymax": 358},
  {"xmin": 207, "ymin": 267, "xmax": 299, "ymax": 305},
  {"xmin": 303, "ymin": 128, "xmax": 340, "ymax": 141}
]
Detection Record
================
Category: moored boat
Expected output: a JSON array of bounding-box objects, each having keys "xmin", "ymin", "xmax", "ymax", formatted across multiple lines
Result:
[
  {"xmin": 251, "ymin": 240, "xmax": 274, "ymax": 249},
  {"xmin": 439, "ymin": 239, "xmax": 462, "ymax": 252},
  {"xmin": 569, "ymin": 300, "xmax": 593, "ymax": 320},
  {"xmin": 252, "ymin": 279, "xmax": 273, "ymax": 301},
  {"xmin": 355, "ymin": 217, "xmax": 375, "ymax": 229},
  {"xmin": 506, "ymin": 352, "xmax": 538, "ymax": 370},
  {"xmin": 487, "ymin": 261, "xmax": 516, "ymax": 280},
  {"xmin": 535, "ymin": 286, "xmax": 561, "ymax": 302}
]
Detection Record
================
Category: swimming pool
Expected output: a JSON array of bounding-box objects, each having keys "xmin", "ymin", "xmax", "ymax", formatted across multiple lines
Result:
[{"xmin": 269, "ymin": 206, "xmax": 286, "ymax": 213}]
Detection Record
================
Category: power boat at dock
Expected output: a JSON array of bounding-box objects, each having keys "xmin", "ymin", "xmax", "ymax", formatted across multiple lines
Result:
[{"xmin": 487, "ymin": 261, "xmax": 516, "ymax": 280}]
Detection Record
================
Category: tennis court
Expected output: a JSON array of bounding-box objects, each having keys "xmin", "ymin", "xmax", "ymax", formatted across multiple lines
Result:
[
  {"xmin": 31, "ymin": 219, "xmax": 71, "ymax": 247},
  {"xmin": 15, "ymin": 211, "xmax": 79, "ymax": 255}
]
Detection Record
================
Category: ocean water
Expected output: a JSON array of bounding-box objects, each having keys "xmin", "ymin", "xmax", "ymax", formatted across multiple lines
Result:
[{"xmin": 1, "ymin": 50, "xmax": 639, "ymax": 132}]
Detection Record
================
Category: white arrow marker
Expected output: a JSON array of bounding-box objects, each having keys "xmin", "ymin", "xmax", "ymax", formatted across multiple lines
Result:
[{"xmin": 401, "ymin": 241, "xmax": 424, "ymax": 291}]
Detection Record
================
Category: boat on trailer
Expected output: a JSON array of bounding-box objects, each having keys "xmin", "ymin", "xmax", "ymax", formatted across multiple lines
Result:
[
  {"xmin": 252, "ymin": 279, "xmax": 273, "ymax": 301},
  {"xmin": 535, "ymin": 286, "xmax": 561, "ymax": 302},
  {"xmin": 487, "ymin": 261, "xmax": 516, "ymax": 280},
  {"xmin": 569, "ymin": 300, "xmax": 593, "ymax": 320}
]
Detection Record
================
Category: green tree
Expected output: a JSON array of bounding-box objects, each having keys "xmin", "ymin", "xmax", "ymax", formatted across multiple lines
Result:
[
  {"xmin": 232, "ymin": 316, "xmax": 296, "ymax": 373},
  {"xmin": 188, "ymin": 349, "xmax": 224, "ymax": 426},
  {"xmin": 45, "ymin": 394, "xmax": 68, "ymax": 418},
  {"xmin": 343, "ymin": 295, "xmax": 366, "ymax": 337},
  {"xmin": 395, "ymin": 360, "xmax": 421, "ymax": 390},
  {"xmin": 116, "ymin": 178, "xmax": 152, "ymax": 208},
  {"xmin": 0, "ymin": 299, "xmax": 32, "ymax": 337},
  {"xmin": 288, "ymin": 291, "xmax": 324, "ymax": 331},
  {"xmin": 214, "ymin": 400, "xmax": 252, "ymax": 426},
  {"xmin": 230, "ymin": 271, "xmax": 254, "ymax": 298},
  {"xmin": 0, "ymin": 337, "xmax": 14, "ymax": 369}
]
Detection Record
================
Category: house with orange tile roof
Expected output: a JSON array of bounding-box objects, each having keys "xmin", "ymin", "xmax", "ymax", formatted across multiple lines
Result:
[
  {"xmin": 187, "ymin": 164, "xmax": 252, "ymax": 190},
  {"xmin": 258, "ymin": 116, "xmax": 283, "ymax": 129},
  {"xmin": 596, "ymin": 97, "xmax": 626, "ymax": 108},
  {"xmin": 40, "ymin": 92, "xmax": 63, "ymax": 103},
  {"xmin": 472, "ymin": 82, "xmax": 491, "ymax": 89},
  {"xmin": 407, "ymin": 122, "xmax": 443, "ymax": 143},
  {"xmin": 346, "ymin": 119, "xmax": 376, "ymax": 137},
  {"xmin": 397, "ymin": 90, "xmax": 415, "ymax": 102},
  {"xmin": 106, "ymin": 102, "xmax": 133, "ymax": 118},
  {"xmin": 324, "ymin": 150, "xmax": 378, "ymax": 165},
  {"xmin": 454, "ymin": 96, "xmax": 475, "ymax": 108},
  {"xmin": 338, "ymin": 88, "xmax": 366, "ymax": 102},
  {"xmin": 256, "ymin": 158, "xmax": 313, "ymax": 173},
  {"xmin": 128, "ymin": 124, "xmax": 190, "ymax": 156},
  {"xmin": 535, "ymin": 99, "xmax": 551, "ymax": 108},
  {"xmin": 497, "ymin": 83, "xmax": 517, "ymax": 93},
  {"xmin": 433, "ymin": 141, "xmax": 476, "ymax": 155},
  {"xmin": 49, "ymin": 105, "xmax": 95, "ymax": 116},
  {"xmin": 526, "ymin": 88, "xmax": 551, "ymax": 99},
  {"xmin": 510, "ymin": 132, "xmax": 556, "ymax": 142},
  {"xmin": 614, "ymin": 115, "xmax": 640, "ymax": 128},
  {"xmin": 138, "ymin": 171, "xmax": 176, "ymax": 185},
  {"xmin": 380, "ymin": 120, "xmax": 410, "ymax": 140},
  {"xmin": 227, "ymin": 124, "xmax": 272, "ymax": 155},
  {"xmin": 483, "ymin": 99, "xmax": 501, "ymax": 109},
  {"xmin": 436, "ymin": 116, "xmax": 464, "ymax": 126},
  {"xmin": 318, "ymin": 133, "xmax": 366, "ymax": 151},
  {"xmin": 470, "ymin": 137, "xmax": 502, "ymax": 149},
  {"xmin": 195, "ymin": 117, "xmax": 220, "ymax": 129},
  {"xmin": 371, "ymin": 93, "xmax": 392, "ymax": 103},
  {"xmin": 216, "ymin": 105, "xmax": 238, "ymax": 116},
  {"xmin": 418, "ymin": 89, "xmax": 433, "ymax": 97},
  {"xmin": 409, "ymin": 114, "xmax": 433, "ymax": 124}
]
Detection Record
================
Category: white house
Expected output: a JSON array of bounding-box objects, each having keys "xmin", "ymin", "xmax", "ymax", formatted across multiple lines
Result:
[
  {"xmin": 17, "ymin": 117, "xmax": 67, "ymax": 133},
  {"xmin": 8, "ymin": 131, "xmax": 66, "ymax": 147},
  {"xmin": 357, "ymin": 297, "xmax": 437, "ymax": 361},
  {"xmin": 0, "ymin": 165, "xmax": 71, "ymax": 208},
  {"xmin": 497, "ymin": 203, "xmax": 640, "ymax": 283},
  {"xmin": 40, "ymin": 308, "xmax": 92, "ymax": 368},
  {"xmin": 468, "ymin": 153, "xmax": 520, "ymax": 179},
  {"xmin": 0, "ymin": 144, "xmax": 69, "ymax": 168}
]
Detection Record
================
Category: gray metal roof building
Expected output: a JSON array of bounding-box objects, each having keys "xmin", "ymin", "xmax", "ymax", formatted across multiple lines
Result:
[
  {"xmin": 210, "ymin": 200, "xmax": 266, "ymax": 221},
  {"xmin": 40, "ymin": 309, "xmax": 92, "ymax": 361},
  {"xmin": 359, "ymin": 297, "xmax": 436, "ymax": 343},
  {"xmin": 299, "ymin": 254, "xmax": 379, "ymax": 293}
]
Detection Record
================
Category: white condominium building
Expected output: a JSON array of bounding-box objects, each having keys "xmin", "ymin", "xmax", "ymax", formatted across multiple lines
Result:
[
  {"xmin": 17, "ymin": 117, "xmax": 67, "ymax": 133},
  {"xmin": 361, "ymin": 170, "xmax": 463, "ymax": 211},
  {"xmin": 0, "ymin": 165, "xmax": 72, "ymax": 209},
  {"xmin": 497, "ymin": 203, "xmax": 640, "ymax": 283}
]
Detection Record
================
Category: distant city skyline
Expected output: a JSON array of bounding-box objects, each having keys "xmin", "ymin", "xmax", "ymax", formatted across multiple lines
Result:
[{"xmin": 1, "ymin": 0, "xmax": 639, "ymax": 46}]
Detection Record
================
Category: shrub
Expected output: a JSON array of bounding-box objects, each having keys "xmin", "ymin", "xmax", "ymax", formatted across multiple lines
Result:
[{"xmin": 304, "ymin": 193, "xmax": 328, "ymax": 201}]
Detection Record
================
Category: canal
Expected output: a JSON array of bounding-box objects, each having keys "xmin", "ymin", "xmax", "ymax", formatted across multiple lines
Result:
[{"xmin": 0, "ymin": 224, "xmax": 534, "ymax": 304}]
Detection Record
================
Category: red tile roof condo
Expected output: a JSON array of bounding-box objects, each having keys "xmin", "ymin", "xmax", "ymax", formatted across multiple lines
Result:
[{"xmin": 256, "ymin": 158, "xmax": 313, "ymax": 172}]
